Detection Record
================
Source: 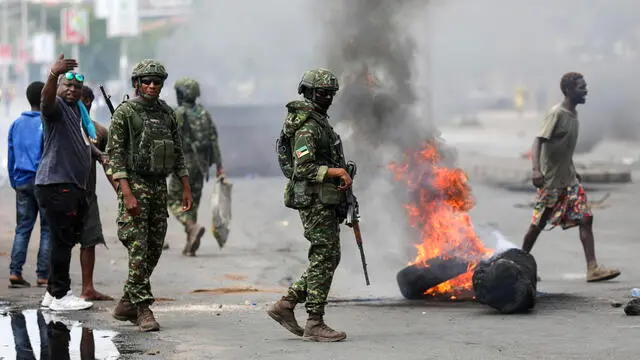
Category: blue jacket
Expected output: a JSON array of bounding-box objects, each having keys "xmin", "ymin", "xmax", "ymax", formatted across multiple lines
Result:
[{"xmin": 8, "ymin": 111, "xmax": 44, "ymax": 188}]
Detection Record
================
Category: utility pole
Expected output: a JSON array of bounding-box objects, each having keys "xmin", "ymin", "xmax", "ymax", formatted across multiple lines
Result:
[
  {"xmin": 39, "ymin": 2, "xmax": 47, "ymax": 80},
  {"xmin": 119, "ymin": 37, "xmax": 128, "ymax": 99},
  {"xmin": 1, "ymin": 0, "xmax": 9, "ymax": 87},
  {"xmin": 71, "ymin": 5, "xmax": 80, "ymax": 72},
  {"xmin": 20, "ymin": 0, "xmax": 27, "ymax": 88}
]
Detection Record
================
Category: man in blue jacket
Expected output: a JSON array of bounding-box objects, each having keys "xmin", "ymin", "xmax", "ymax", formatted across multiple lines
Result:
[{"xmin": 8, "ymin": 81, "xmax": 51, "ymax": 288}]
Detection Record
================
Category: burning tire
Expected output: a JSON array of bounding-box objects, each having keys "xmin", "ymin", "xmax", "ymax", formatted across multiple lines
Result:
[
  {"xmin": 472, "ymin": 248, "xmax": 538, "ymax": 314},
  {"xmin": 396, "ymin": 257, "xmax": 469, "ymax": 300}
]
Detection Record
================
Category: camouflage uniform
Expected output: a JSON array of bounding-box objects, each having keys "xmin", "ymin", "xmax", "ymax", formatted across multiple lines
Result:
[
  {"xmin": 268, "ymin": 69, "xmax": 347, "ymax": 342},
  {"xmin": 106, "ymin": 60, "xmax": 188, "ymax": 331},
  {"xmin": 282, "ymin": 99, "xmax": 345, "ymax": 314},
  {"xmin": 167, "ymin": 78, "xmax": 222, "ymax": 254}
]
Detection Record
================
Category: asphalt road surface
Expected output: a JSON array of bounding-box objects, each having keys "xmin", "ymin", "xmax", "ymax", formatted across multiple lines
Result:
[{"xmin": 0, "ymin": 163, "xmax": 638, "ymax": 360}]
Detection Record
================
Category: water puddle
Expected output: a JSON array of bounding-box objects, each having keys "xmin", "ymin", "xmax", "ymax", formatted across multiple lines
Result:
[{"xmin": 0, "ymin": 309, "xmax": 120, "ymax": 359}]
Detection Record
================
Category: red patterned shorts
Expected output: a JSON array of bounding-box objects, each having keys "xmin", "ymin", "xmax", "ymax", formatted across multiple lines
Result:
[{"xmin": 531, "ymin": 184, "xmax": 592, "ymax": 230}]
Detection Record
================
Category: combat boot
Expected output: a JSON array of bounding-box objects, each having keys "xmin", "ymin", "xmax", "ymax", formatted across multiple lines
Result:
[
  {"xmin": 302, "ymin": 314, "xmax": 347, "ymax": 342},
  {"xmin": 112, "ymin": 296, "xmax": 137, "ymax": 324},
  {"xmin": 181, "ymin": 227, "xmax": 190, "ymax": 255},
  {"xmin": 183, "ymin": 221, "xmax": 205, "ymax": 257},
  {"xmin": 137, "ymin": 304, "xmax": 160, "ymax": 332},
  {"xmin": 266, "ymin": 297, "xmax": 304, "ymax": 336}
]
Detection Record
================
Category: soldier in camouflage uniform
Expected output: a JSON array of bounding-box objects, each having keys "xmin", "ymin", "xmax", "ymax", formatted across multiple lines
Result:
[
  {"xmin": 166, "ymin": 78, "xmax": 223, "ymax": 256},
  {"xmin": 106, "ymin": 59, "xmax": 193, "ymax": 332},
  {"xmin": 267, "ymin": 68, "xmax": 352, "ymax": 342}
]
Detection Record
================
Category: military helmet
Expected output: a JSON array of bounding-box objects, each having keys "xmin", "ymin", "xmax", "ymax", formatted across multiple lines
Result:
[
  {"xmin": 131, "ymin": 59, "xmax": 168, "ymax": 86},
  {"xmin": 297, "ymin": 68, "xmax": 339, "ymax": 94},
  {"xmin": 174, "ymin": 77, "xmax": 200, "ymax": 99}
]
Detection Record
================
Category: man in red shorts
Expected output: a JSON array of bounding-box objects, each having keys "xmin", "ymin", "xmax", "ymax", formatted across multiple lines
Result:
[{"xmin": 522, "ymin": 71, "xmax": 621, "ymax": 282}]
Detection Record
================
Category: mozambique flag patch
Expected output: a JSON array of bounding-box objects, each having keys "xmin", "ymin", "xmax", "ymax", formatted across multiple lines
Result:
[{"xmin": 295, "ymin": 145, "xmax": 310, "ymax": 158}]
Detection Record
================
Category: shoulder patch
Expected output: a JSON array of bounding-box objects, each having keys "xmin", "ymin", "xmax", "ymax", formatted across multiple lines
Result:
[{"xmin": 295, "ymin": 145, "xmax": 310, "ymax": 158}]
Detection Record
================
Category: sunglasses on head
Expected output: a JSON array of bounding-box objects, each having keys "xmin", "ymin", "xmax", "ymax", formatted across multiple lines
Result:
[
  {"xmin": 65, "ymin": 72, "xmax": 85, "ymax": 82},
  {"xmin": 140, "ymin": 77, "xmax": 164, "ymax": 85}
]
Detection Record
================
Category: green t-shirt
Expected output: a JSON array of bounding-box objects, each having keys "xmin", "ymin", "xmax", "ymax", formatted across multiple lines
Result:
[{"xmin": 538, "ymin": 103, "xmax": 579, "ymax": 189}]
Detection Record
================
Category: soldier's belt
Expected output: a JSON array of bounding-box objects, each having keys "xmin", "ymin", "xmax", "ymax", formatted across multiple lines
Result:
[
  {"xmin": 305, "ymin": 181, "xmax": 341, "ymax": 193},
  {"xmin": 128, "ymin": 170, "xmax": 169, "ymax": 180}
]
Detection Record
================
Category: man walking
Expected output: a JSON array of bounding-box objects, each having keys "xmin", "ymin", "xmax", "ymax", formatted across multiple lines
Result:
[
  {"xmin": 267, "ymin": 68, "xmax": 351, "ymax": 342},
  {"xmin": 522, "ymin": 71, "xmax": 621, "ymax": 282},
  {"xmin": 36, "ymin": 54, "xmax": 93, "ymax": 311},
  {"xmin": 107, "ymin": 59, "xmax": 192, "ymax": 332},
  {"xmin": 167, "ymin": 78, "xmax": 223, "ymax": 255},
  {"xmin": 7, "ymin": 81, "xmax": 50, "ymax": 288}
]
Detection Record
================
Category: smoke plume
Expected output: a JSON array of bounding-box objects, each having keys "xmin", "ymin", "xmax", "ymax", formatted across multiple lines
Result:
[
  {"xmin": 322, "ymin": 0, "xmax": 435, "ymax": 162},
  {"xmin": 155, "ymin": 0, "xmax": 320, "ymax": 106},
  {"xmin": 316, "ymin": 0, "xmax": 443, "ymax": 297}
]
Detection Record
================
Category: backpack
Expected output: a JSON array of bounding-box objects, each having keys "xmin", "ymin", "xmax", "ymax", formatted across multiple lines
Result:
[
  {"xmin": 120, "ymin": 98, "xmax": 177, "ymax": 176},
  {"xmin": 276, "ymin": 101, "xmax": 319, "ymax": 209},
  {"xmin": 276, "ymin": 101, "xmax": 314, "ymax": 179},
  {"xmin": 175, "ymin": 104, "xmax": 215, "ymax": 165},
  {"xmin": 276, "ymin": 129, "xmax": 293, "ymax": 178}
]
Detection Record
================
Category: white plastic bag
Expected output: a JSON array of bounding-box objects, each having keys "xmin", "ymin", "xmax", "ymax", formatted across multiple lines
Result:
[{"xmin": 211, "ymin": 177, "xmax": 232, "ymax": 248}]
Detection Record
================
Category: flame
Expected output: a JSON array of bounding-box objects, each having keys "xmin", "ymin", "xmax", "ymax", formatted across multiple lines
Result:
[{"xmin": 389, "ymin": 141, "xmax": 493, "ymax": 298}]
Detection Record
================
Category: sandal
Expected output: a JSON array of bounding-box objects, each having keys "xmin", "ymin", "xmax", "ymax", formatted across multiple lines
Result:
[{"xmin": 9, "ymin": 276, "xmax": 31, "ymax": 288}]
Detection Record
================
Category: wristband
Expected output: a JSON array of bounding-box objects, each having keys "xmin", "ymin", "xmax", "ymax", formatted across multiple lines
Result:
[{"xmin": 49, "ymin": 71, "xmax": 58, "ymax": 78}]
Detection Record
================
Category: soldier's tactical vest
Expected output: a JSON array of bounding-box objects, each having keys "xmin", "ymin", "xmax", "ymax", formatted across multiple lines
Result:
[
  {"xmin": 121, "ymin": 99, "xmax": 176, "ymax": 176},
  {"xmin": 306, "ymin": 111, "xmax": 346, "ymax": 173},
  {"xmin": 277, "ymin": 106, "xmax": 346, "ymax": 209}
]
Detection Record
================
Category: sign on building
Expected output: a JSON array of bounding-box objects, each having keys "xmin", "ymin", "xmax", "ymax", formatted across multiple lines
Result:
[
  {"xmin": 94, "ymin": 0, "xmax": 110, "ymax": 19},
  {"xmin": 60, "ymin": 7, "xmax": 90, "ymax": 45},
  {"xmin": 139, "ymin": 0, "xmax": 192, "ymax": 18},
  {"xmin": 107, "ymin": 0, "xmax": 140, "ymax": 38},
  {"xmin": 31, "ymin": 32, "xmax": 56, "ymax": 64}
]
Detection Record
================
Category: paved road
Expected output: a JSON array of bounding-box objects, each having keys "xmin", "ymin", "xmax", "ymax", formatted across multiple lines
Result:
[{"xmin": 0, "ymin": 163, "xmax": 638, "ymax": 359}]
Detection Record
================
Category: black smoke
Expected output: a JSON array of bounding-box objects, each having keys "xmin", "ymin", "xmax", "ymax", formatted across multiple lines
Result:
[{"xmin": 321, "ymin": 0, "xmax": 436, "ymax": 162}]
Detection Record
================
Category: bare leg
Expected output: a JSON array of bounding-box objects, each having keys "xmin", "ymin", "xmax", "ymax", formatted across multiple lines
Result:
[
  {"xmin": 80, "ymin": 246, "xmax": 113, "ymax": 300},
  {"xmin": 80, "ymin": 327, "xmax": 95, "ymax": 360},
  {"xmin": 580, "ymin": 215, "xmax": 621, "ymax": 282},
  {"xmin": 578, "ymin": 216, "xmax": 597, "ymax": 268},
  {"xmin": 522, "ymin": 208, "xmax": 552, "ymax": 253},
  {"xmin": 522, "ymin": 224, "xmax": 542, "ymax": 253}
]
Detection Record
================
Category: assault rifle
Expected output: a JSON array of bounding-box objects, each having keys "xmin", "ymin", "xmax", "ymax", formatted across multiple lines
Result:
[
  {"xmin": 97, "ymin": 85, "xmax": 119, "ymax": 191},
  {"xmin": 345, "ymin": 161, "xmax": 370, "ymax": 286},
  {"xmin": 99, "ymin": 85, "xmax": 115, "ymax": 115}
]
